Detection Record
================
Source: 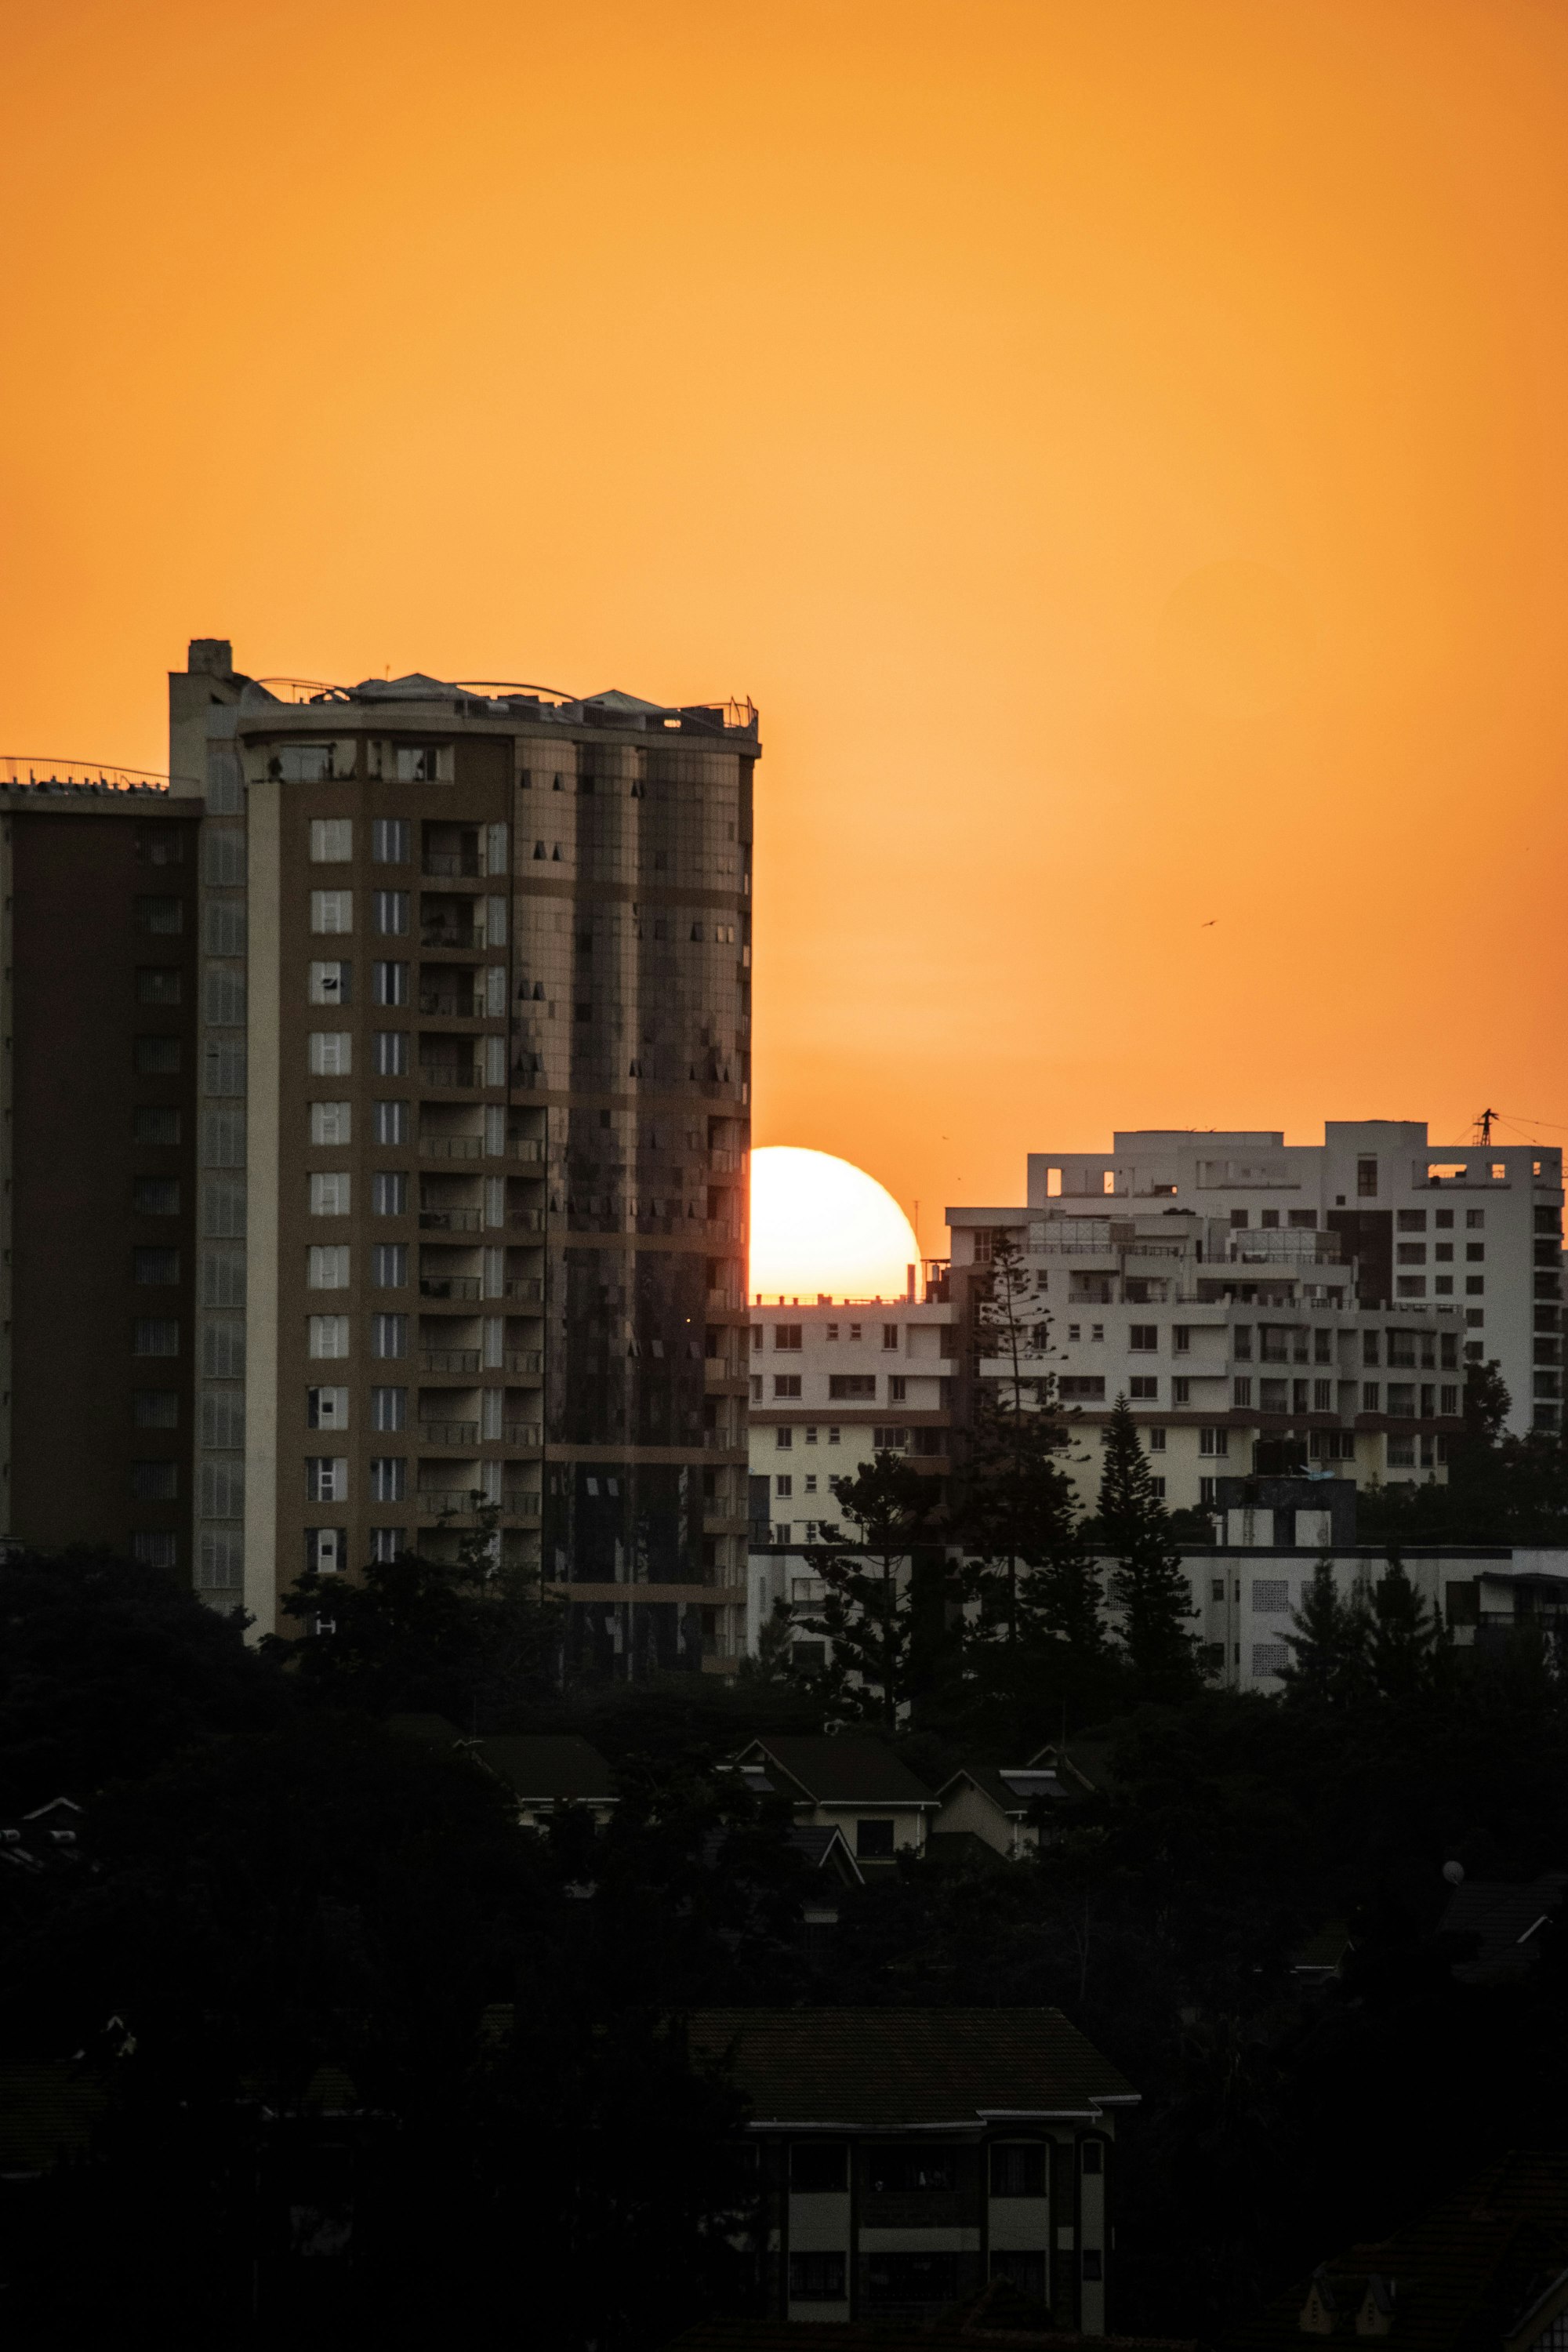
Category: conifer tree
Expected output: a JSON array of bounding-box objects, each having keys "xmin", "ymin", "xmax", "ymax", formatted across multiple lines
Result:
[
  {"xmin": 1366, "ymin": 1550, "xmax": 1446, "ymax": 1701},
  {"xmin": 1093, "ymin": 1396, "xmax": 1200, "ymax": 1700},
  {"xmin": 953, "ymin": 1229, "xmax": 1088, "ymax": 1646},
  {"xmin": 798, "ymin": 1450, "xmax": 943, "ymax": 1730},
  {"xmin": 1280, "ymin": 1559, "xmax": 1370, "ymax": 1709}
]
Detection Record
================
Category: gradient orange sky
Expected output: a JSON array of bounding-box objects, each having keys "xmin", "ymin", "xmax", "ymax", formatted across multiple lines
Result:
[{"xmin": 5, "ymin": 0, "xmax": 1567, "ymax": 1255}]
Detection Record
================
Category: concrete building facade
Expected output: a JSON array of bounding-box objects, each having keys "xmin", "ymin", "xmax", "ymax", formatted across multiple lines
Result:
[
  {"xmin": 0, "ymin": 644, "xmax": 757, "ymax": 1674},
  {"xmin": 946, "ymin": 1123, "xmax": 1563, "ymax": 1521}
]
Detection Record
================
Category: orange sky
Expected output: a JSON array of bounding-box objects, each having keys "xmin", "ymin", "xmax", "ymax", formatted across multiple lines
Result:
[{"xmin": 5, "ymin": 0, "xmax": 1567, "ymax": 1255}]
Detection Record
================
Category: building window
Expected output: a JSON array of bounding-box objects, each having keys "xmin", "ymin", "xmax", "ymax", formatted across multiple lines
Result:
[
  {"xmin": 1357, "ymin": 1156, "xmax": 1378, "ymax": 1197},
  {"xmin": 1233, "ymin": 1377, "xmax": 1252, "ymax": 1407},
  {"xmin": 136, "ymin": 895, "xmax": 183, "ymax": 935},
  {"xmin": 372, "ymin": 818, "xmax": 410, "ymax": 864},
  {"xmin": 309, "ymin": 1171, "xmax": 351, "ymax": 1217},
  {"xmin": 989, "ymin": 2143, "xmax": 1046, "ymax": 2197},
  {"xmin": 889, "ymin": 1375, "xmax": 907, "ymax": 1401},
  {"xmin": 787, "ymin": 2251, "xmax": 848, "ymax": 2304},
  {"xmin": 308, "ymin": 960, "xmax": 351, "ymax": 1007},
  {"xmin": 310, "ymin": 890, "xmax": 353, "ymax": 935},
  {"xmin": 1129, "ymin": 1324, "xmax": 1157, "ymax": 1351},
  {"xmin": 374, "ymin": 1100, "xmax": 410, "ymax": 1145},
  {"xmin": 1396, "ymin": 1277, "xmax": 1427, "ymax": 1298},
  {"xmin": 133, "ymin": 1106, "xmax": 181, "ymax": 1144},
  {"xmin": 309, "ymin": 1102, "xmax": 350, "ymax": 1147},
  {"xmin": 1396, "ymin": 1243, "xmax": 1427, "ymax": 1265},
  {"xmin": 1150, "ymin": 1475, "xmax": 1166, "ymax": 1497},
  {"xmin": 857, "ymin": 1819, "xmax": 895, "ymax": 1858},
  {"xmin": 307, "ymin": 1246, "xmax": 350, "ymax": 1289},
  {"xmin": 132, "ymin": 1247, "xmax": 180, "ymax": 1286},
  {"xmin": 373, "ymin": 1030, "xmax": 408, "ymax": 1076},
  {"xmin": 307, "ymin": 1387, "xmax": 349, "ymax": 1428},
  {"xmin": 1200, "ymin": 1476, "xmax": 1217, "ymax": 1505},
  {"xmin": 371, "ymin": 1314, "xmax": 408, "ymax": 1359},
  {"xmin": 371, "ymin": 1243, "xmax": 407, "ymax": 1287},
  {"xmin": 308, "ymin": 1031, "xmax": 352, "ymax": 1077},
  {"xmin": 132, "ymin": 1178, "xmax": 180, "ymax": 1215},
  {"xmin": 1233, "ymin": 1327, "xmax": 1253, "ymax": 1360},
  {"xmin": 1387, "ymin": 1435, "xmax": 1417, "ymax": 1468},
  {"xmin": 1200, "ymin": 1428, "xmax": 1229, "ymax": 1456},
  {"xmin": 882, "ymin": 1324, "xmax": 899, "ymax": 1350},
  {"xmin": 1173, "ymin": 1325, "xmax": 1191, "ymax": 1352},
  {"xmin": 1174, "ymin": 1377, "xmax": 1191, "ymax": 1404},
  {"xmin": 1466, "ymin": 1276, "xmax": 1485, "ymax": 1296},
  {"xmin": 774, "ymin": 1374, "xmax": 801, "ymax": 1397},
  {"xmin": 828, "ymin": 1427, "xmax": 840, "ymax": 1444},
  {"xmin": 134, "ymin": 1390, "xmax": 179, "ymax": 1428},
  {"xmin": 305, "ymin": 1529, "xmax": 344, "ymax": 1574},
  {"xmin": 373, "ymin": 960, "xmax": 408, "ymax": 1006},
  {"xmin": 310, "ymin": 818, "xmax": 353, "ymax": 862},
  {"xmin": 873, "ymin": 1426, "xmax": 909, "ymax": 1450},
  {"xmin": 775, "ymin": 1427, "xmax": 793, "ymax": 1450},
  {"xmin": 1252, "ymin": 1578, "xmax": 1290, "ymax": 1613},
  {"xmin": 1313, "ymin": 1379, "xmax": 1332, "ymax": 1410},
  {"xmin": 306, "ymin": 1457, "xmax": 349, "ymax": 1502},
  {"xmin": 789, "ymin": 2142, "xmax": 848, "ymax": 2193},
  {"xmin": 1147, "ymin": 1425, "xmax": 1166, "ymax": 1450},
  {"xmin": 136, "ymin": 967, "xmax": 182, "ymax": 1005},
  {"xmin": 371, "ymin": 1171, "xmax": 406, "ymax": 1216},
  {"xmin": 866, "ymin": 2254, "xmax": 960, "ymax": 2307},
  {"xmin": 775, "ymin": 1323, "xmax": 802, "ymax": 1350},
  {"xmin": 130, "ymin": 1461, "xmax": 178, "ymax": 1501},
  {"xmin": 370, "ymin": 1457, "xmax": 407, "ymax": 1503},
  {"xmin": 829, "ymin": 1374, "xmax": 876, "ymax": 1399},
  {"xmin": 134, "ymin": 1036, "xmax": 181, "ymax": 1076},
  {"xmin": 373, "ymin": 890, "xmax": 409, "ymax": 936},
  {"xmin": 775, "ymin": 1475, "xmax": 793, "ymax": 1498},
  {"xmin": 1130, "ymin": 1375, "xmax": 1157, "ymax": 1400},
  {"xmin": 307, "ymin": 1314, "xmax": 350, "ymax": 1359},
  {"xmin": 131, "ymin": 1531, "xmax": 179, "ymax": 1570},
  {"xmin": 1467, "ymin": 1208, "xmax": 1485, "ymax": 1229},
  {"xmin": 371, "ymin": 1386, "xmax": 406, "ymax": 1432}
]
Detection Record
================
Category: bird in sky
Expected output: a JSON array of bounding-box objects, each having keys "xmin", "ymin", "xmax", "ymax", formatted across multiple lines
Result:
[{"xmin": 1200, "ymin": 919, "xmax": 1217, "ymax": 927}]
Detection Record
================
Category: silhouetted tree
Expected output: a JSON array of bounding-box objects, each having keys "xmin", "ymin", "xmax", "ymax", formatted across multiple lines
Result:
[
  {"xmin": 798, "ymin": 1450, "xmax": 945, "ymax": 1730},
  {"xmin": 1093, "ymin": 1397, "xmax": 1201, "ymax": 1700}
]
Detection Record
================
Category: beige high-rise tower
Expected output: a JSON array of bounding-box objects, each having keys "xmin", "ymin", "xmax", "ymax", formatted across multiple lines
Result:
[{"xmin": 169, "ymin": 644, "xmax": 754, "ymax": 1671}]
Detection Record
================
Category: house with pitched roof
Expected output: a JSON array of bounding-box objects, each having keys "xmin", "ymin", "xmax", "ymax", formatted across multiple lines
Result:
[
  {"xmin": 732, "ymin": 1736, "xmax": 938, "ymax": 1870},
  {"xmin": 688, "ymin": 2006, "xmax": 1138, "ymax": 2332}
]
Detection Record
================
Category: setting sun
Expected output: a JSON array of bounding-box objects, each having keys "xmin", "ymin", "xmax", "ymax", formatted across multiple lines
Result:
[{"xmin": 750, "ymin": 1146, "xmax": 919, "ymax": 1303}]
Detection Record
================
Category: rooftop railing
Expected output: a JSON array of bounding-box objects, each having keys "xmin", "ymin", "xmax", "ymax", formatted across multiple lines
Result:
[{"xmin": 0, "ymin": 755, "xmax": 190, "ymax": 793}]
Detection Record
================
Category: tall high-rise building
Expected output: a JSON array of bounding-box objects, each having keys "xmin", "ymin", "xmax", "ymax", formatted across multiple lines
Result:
[{"xmin": 1, "ymin": 645, "xmax": 757, "ymax": 1676}]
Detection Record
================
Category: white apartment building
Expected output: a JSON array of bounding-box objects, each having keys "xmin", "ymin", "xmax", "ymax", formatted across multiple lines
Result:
[
  {"xmin": 746, "ymin": 1292, "xmax": 956, "ymax": 1658},
  {"xmin": 946, "ymin": 1121, "xmax": 1563, "ymax": 1519}
]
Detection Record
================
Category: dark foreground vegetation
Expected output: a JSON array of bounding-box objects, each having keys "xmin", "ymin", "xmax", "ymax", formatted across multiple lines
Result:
[{"xmin": 5, "ymin": 1491, "xmax": 1568, "ymax": 2349}]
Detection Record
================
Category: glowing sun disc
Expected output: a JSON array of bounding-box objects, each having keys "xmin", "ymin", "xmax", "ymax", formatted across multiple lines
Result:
[{"xmin": 750, "ymin": 1146, "xmax": 918, "ymax": 1302}]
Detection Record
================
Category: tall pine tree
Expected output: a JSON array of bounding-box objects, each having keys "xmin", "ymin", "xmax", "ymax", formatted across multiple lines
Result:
[
  {"xmin": 798, "ymin": 1450, "xmax": 944, "ymax": 1730},
  {"xmin": 1093, "ymin": 1396, "xmax": 1200, "ymax": 1701}
]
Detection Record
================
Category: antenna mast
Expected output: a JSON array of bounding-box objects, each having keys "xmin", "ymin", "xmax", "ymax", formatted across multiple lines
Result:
[{"xmin": 1474, "ymin": 1108, "xmax": 1498, "ymax": 1146}]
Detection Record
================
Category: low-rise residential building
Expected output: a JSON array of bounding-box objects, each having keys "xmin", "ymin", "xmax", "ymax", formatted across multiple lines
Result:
[
  {"xmin": 746, "ymin": 1294, "xmax": 956, "ymax": 1661},
  {"xmin": 946, "ymin": 1127, "xmax": 1560, "ymax": 1519},
  {"xmin": 734, "ymin": 1736, "xmax": 938, "ymax": 1868},
  {"xmin": 929, "ymin": 1765, "xmax": 1065, "ymax": 1861},
  {"xmin": 688, "ymin": 2006, "xmax": 1138, "ymax": 2330}
]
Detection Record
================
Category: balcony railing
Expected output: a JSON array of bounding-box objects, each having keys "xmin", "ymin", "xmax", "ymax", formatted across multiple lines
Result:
[
  {"xmin": 505, "ymin": 1138, "xmax": 545, "ymax": 1162},
  {"xmin": 418, "ymin": 1490, "xmax": 485, "ymax": 1517},
  {"xmin": 419, "ymin": 1421, "xmax": 480, "ymax": 1446},
  {"xmin": 503, "ymin": 1489, "xmax": 541, "ymax": 1516},
  {"xmin": 420, "ymin": 1276, "xmax": 482, "ymax": 1301},
  {"xmin": 421, "ymin": 1347, "xmax": 480, "ymax": 1373},
  {"xmin": 422, "ymin": 851, "xmax": 481, "ymax": 879},
  {"xmin": 419, "ymin": 1208, "xmax": 482, "ymax": 1232},
  {"xmin": 503, "ymin": 1421, "xmax": 541, "ymax": 1447},
  {"xmin": 419, "ymin": 1064, "xmax": 481, "ymax": 1089},
  {"xmin": 421, "ymin": 924, "xmax": 485, "ymax": 950},
  {"xmin": 503, "ymin": 1278, "xmax": 542, "ymax": 1301},
  {"xmin": 419, "ymin": 993, "xmax": 485, "ymax": 1018},
  {"xmin": 508, "ymin": 1209, "xmax": 546, "ymax": 1232},
  {"xmin": 419, "ymin": 1134, "xmax": 483, "ymax": 1160},
  {"xmin": 506, "ymin": 1348, "xmax": 543, "ymax": 1374}
]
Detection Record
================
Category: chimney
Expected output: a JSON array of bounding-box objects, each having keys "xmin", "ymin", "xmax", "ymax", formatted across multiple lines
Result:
[{"xmin": 187, "ymin": 638, "xmax": 234, "ymax": 677}]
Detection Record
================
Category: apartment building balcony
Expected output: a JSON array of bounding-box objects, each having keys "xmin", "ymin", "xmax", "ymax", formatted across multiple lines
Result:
[
  {"xmin": 419, "ymin": 1133, "xmax": 485, "ymax": 1160},
  {"xmin": 422, "ymin": 850, "xmax": 482, "ymax": 880},
  {"xmin": 506, "ymin": 1349, "xmax": 543, "ymax": 1374},
  {"xmin": 419, "ymin": 988, "xmax": 485, "ymax": 1018},
  {"xmin": 421, "ymin": 1346, "xmax": 481, "ymax": 1373},
  {"xmin": 419, "ymin": 1274, "xmax": 482, "ymax": 1301},
  {"xmin": 419, "ymin": 1207, "xmax": 482, "ymax": 1232},
  {"xmin": 504, "ymin": 1421, "xmax": 541, "ymax": 1447},
  {"xmin": 505, "ymin": 1137, "xmax": 545, "ymax": 1162},
  {"xmin": 419, "ymin": 1060, "xmax": 481, "ymax": 1089},
  {"xmin": 420, "ymin": 921, "xmax": 485, "ymax": 952},
  {"xmin": 420, "ymin": 1420, "xmax": 480, "ymax": 1446}
]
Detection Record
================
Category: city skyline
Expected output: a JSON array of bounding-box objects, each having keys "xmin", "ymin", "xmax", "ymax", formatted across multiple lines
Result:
[{"xmin": 3, "ymin": 2, "xmax": 1568, "ymax": 1245}]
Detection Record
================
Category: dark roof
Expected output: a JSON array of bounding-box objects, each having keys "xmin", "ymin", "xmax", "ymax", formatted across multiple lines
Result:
[
  {"xmin": 925, "ymin": 1829, "xmax": 1012, "ymax": 1873},
  {"xmin": 740, "ymin": 1736, "xmax": 937, "ymax": 1807},
  {"xmin": 1027, "ymin": 1739, "xmax": 1116, "ymax": 1795},
  {"xmin": 1439, "ymin": 1875, "xmax": 1568, "ymax": 1983},
  {"xmin": 385, "ymin": 1711, "xmax": 465, "ymax": 1749},
  {"xmin": 787, "ymin": 1824, "xmax": 864, "ymax": 1882},
  {"xmin": 937, "ymin": 1764, "xmax": 1064, "ymax": 1816},
  {"xmin": 0, "ymin": 2064, "xmax": 106, "ymax": 2177},
  {"xmin": 688, "ymin": 2008, "xmax": 1136, "ymax": 2125},
  {"xmin": 475, "ymin": 1734, "xmax": 617, "ymax": 1803},
  {"xmin": 1221, "ymin": 2153, "xmax": 1568, "ymax": 2352}
]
